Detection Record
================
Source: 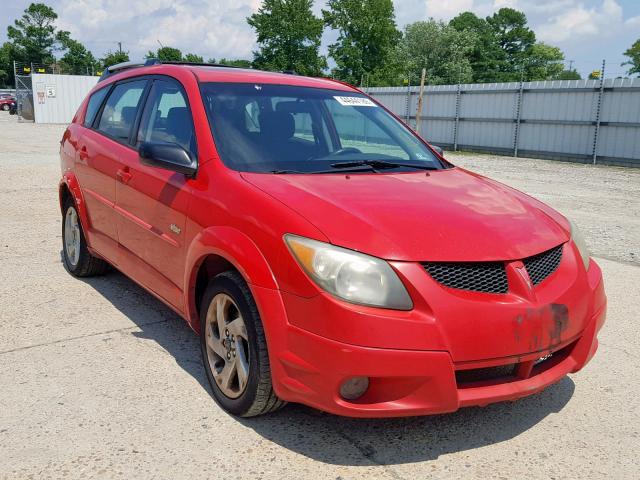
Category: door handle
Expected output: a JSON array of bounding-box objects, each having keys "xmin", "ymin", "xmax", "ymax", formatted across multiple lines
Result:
[
  {"xmin": 116, "ymin": 167, "xmax": 133, "ymax": 184},
  {"xmin": 79, "ymin": 146, "xmax": 89, "ymax": 161}
]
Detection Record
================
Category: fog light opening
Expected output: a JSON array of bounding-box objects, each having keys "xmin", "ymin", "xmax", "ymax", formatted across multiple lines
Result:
[{"xmin": 339, "ymin": 376, "xmax": 369, "ymax": 401}]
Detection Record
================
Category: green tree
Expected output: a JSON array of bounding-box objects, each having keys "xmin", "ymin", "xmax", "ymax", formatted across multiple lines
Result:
[
  {"xmin": 388, "ymin": 20, "xmax": 476, "ymax": 86},
  {"xmin": 623, "ymin": 39, "xmax": 640, "ymax": 76},
  {"xmin": 522, "ymin": 42, "xmax": 564, "ymax": 81},
  {"xmin": 323, "ymin": 0, "xmax": 401, "ymax": 85},
  {"xmin": 209, "ymin": 58, "xmax": 253, "ymax": 68},
  {"xmin": 100, "ymin": 50, "xmax": 130, "ymax": 69},
  {"xmin": 450, "ymin": 12, "xmax": 504, "ymax": 83},
  {"xmin": 487, "ymin": 7, "xmax": 536, "ymax": 80},
  {"xmin": 183, "ymin": 53, "xmax": 204, "ymax": 63},
  {"xmin": 363, "ymin": 40, "xmax": 410, "ymax": 86},
  {"xmin": 0, "ymin": 42, "xmax": 20, "ymax": 87},
  {"xmin": 248, "ymin": 0, "xmax": 326, "ymax": 76},
  {"xmin": 146, "ymin": 46, "xmax": 183, "ymax": 61},
  {"xmin": 56, "ymin": 31, "xmax": 98, "ymax": 75},
  {"xmin": 555, "ymin": 69, "xmax": 582, "ymax": 80},
  {"xmin": 7, "ymin": 3, "xmax": 58, "ymax": 66}
]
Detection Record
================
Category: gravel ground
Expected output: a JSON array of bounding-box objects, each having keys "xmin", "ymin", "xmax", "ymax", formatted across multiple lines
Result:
[{"xmin": 1, "ymin": 112, "xmax": 639, "ymax": 479}]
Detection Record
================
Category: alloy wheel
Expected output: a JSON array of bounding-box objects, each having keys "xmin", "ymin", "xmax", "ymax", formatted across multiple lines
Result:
[
  {"xmin": 204, "ymin": 293, "xmax": 250, "ymax": 399},
  {"xmin": 64, "ymin": 207, "xmax": 81, "ymax": 266}
]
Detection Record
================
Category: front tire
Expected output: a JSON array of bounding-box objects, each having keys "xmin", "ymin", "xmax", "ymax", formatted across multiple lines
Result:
[
  {"xmin": 200, "ymin": 271, "xmax": 285, "ymax": 417},
  {"xmin": 62, "ymin": 197, "xmax": 108, "ymax": 277}
]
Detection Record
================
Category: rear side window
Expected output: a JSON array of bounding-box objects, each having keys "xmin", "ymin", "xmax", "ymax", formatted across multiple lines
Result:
[
  {"xmin": 96, "ymin": 80, "xmax": 147, "ymax": 142},
  {"xmin": 83, "ymin": 87, "xmax": 109, "ymax": 127},
  {"xmin": 136, "ymin": 80, "xmax": 196, "ymax": 157}
]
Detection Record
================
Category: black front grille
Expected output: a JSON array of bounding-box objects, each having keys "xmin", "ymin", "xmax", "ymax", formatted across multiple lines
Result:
[
  {"xmin": 423, "ymin": 261, "xmax": 508, "ymax": 294},
  {"xmin": 423, "ymin": 244, "xmax": 564, "ymax": 294},
  {"xmin": 523, "ymin": 245, "xmax": 563, "ymax": 285}
]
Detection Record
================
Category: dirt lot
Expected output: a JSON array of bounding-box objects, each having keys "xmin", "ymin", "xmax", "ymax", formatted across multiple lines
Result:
[{"xmin": 1, "ymin": 112, "xmax": 639, "ymax": 479}]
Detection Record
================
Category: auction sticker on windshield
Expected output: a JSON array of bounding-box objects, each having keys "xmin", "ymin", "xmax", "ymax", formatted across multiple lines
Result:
[{"xmin": 334, "ymin": 96, "xmax": 377, "ymax": 107}]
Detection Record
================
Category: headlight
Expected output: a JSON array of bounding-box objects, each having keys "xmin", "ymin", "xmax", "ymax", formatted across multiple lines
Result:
[
  {"xmin": 569, "ymin": 219, "xmax": 590, "ymax": 270},
  {"xmin": 284, "ymin": 234, "xmax": 413, "ymax": 310}
]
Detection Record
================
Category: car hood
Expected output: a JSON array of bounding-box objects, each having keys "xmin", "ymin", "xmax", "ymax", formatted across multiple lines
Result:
[{"xmin": 241, "ymin": 168, "xmax": 569, "ymax": 262}]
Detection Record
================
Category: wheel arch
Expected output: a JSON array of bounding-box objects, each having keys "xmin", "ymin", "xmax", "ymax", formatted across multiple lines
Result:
[
  {"xmin": 184, "ymin": 226, "xmax": 279, "ymax": 332},
  {"xmin": 59, "ymin": 173, "xmax": 91, "ymax": 245}
]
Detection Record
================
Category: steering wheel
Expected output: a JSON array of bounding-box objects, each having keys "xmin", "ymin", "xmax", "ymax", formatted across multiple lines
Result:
[{"xmin": 332, "ymin": 147, "xmax": 362, "ymax": 156}]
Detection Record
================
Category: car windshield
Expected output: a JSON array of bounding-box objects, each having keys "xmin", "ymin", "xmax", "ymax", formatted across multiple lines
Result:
[{"xmin": 201, "ymin": 83, "xmax": 444, "ymax": 174}]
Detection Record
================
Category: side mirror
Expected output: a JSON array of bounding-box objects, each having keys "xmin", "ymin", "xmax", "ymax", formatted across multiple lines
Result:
[
  {"xmin": 431, "ymin": 145, "xmax": 444, "ymax": 157},
  {"xmin": 139, "ymin": 142, "xmax": 197, "ymax": 176}
]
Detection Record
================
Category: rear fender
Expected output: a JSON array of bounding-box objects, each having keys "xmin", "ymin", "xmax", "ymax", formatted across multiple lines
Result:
[{"xmin": 59, "ymin": 173, "xmax": 92, "ymax": 246}]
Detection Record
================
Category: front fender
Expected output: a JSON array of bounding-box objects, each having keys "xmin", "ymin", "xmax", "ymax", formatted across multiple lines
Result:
[
  {"xmin": 183, "ymin": 226, "xmax": 279, "ymax": 327},
  {"xmin": 59, "ymin": 173, "xmax": 91, "ymax": 246}
]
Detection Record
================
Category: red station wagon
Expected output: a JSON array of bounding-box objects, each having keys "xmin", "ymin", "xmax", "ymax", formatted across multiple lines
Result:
[{"xmin": 59, "ymin": 60, "xmax": 606, "ymax": 417}]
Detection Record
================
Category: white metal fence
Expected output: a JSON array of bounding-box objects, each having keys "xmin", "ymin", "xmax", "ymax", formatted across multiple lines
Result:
[
  {"xmin": 365, "ymin": 78, "xmax": 640, "ymax": 167},
  {"xmin": 31, "ymin": 73, "xmax": 98, "ymax": 124}
]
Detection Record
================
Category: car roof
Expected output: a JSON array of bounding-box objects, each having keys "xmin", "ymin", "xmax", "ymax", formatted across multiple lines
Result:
[
  {"xmin": 190, "ymin": 66, "xmax": 356, "ymax": 91},
  {"xmin": 101, "ymin": 62, "xmax": 358, "ymax": 93}
]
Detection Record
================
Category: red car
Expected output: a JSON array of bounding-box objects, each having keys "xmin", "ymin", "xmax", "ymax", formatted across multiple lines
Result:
[
  {"xmin": 0, "ymin": 94, "xmax": 16, "ymax": 111},
  {"xmin": 59, "ymin": 60, "xmax": 606, "ymax": 418}
]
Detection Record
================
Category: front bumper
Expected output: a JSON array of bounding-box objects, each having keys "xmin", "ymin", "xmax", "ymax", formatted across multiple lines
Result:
[
  {"xmin": 252, "ymin": 255, "xmax": 606, "ymax": 418},
  {"xmin": 268, "ymin": 304, "xmax": 603, "ymax": 417}
]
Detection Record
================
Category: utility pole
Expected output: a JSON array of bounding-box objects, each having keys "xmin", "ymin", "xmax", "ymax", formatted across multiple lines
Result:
[
  {"xmin": 415, "ymin": 68, "xmax": 426, "ymax": 134},
  {"xmin": 568, "ymin": 60, "xmax": 574, "ymax": 71},
  {"xmin": 117, "ymin": 42, "xmax": 122, "ymax": 54}
]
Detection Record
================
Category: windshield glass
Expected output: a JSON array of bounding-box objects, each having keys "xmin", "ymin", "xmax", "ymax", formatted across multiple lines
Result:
[{"xmin": 201, "ymin": 83, "xmax": 444, "ymax": 173}]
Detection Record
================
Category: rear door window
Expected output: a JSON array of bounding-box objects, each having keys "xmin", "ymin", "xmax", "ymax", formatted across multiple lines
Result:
[
  {"xmin": 83, "ymin": 86, "xmax": 109, "ymax": 127},
  {"xmin": 96, "ymin": 80, "xmax": 147, "ymax": 143}
]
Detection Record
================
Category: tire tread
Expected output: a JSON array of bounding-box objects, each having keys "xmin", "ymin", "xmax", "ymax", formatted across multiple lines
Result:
[{"xmin": 206, "ymin": 271, "xmax": 285, "ymax": 417}]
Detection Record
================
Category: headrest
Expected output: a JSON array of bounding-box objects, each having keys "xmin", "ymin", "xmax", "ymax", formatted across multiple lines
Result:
[
  {"xmin": 121, "ymin": 106, "xmax": 137, "ymax": 125},
  {"xmin": 166, "ymin": 107, "xmax": 190, "ymax": 126},
  {"xmin": 166, "ymin": 107, "xmax": 191, "ymax": 147},
  {"xmin": 259, "ymin": 111, "xmax": 295, "ymax": 141}
]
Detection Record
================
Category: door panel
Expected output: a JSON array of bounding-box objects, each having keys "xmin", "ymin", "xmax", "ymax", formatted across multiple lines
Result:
[
  {"xmin": 75, "ymin": 128, "xmax": 122, "ymax": 259},
  {"xmin": 115, "ymin": 79, "xmax": 196, "ymax": 311},
  {"xmin": 74, "ymin": 78, "xmax": 148, "ymax": 262},
  {"xmin": 115, "ymin": 163, "xmax": 190, "ymax": 310}
]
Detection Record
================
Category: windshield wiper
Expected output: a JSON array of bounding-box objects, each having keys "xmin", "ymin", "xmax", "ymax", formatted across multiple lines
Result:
[
  {"xmin": 330, "ymin": 160, "xmax": 438, "ymax": 171},
  {"xmin": 271, "ymin": 165, "xmax": 379, "ymax": 174},
  {"xmin": 271, "ymin": 169, "xmax": 312, "ymax": 174}
]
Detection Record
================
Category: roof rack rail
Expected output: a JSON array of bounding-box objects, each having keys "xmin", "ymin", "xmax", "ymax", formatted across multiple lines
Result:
[
  {"xmin": 98, "ymin": 59, "xmax": 160, "ymax": 82},
  {"xmin": 97, "ymin": 58, "xmax": 248, "ymax": 83},
  {"xmin": 159, "ymin": 60, "xmax": 247, "ymax": 69}
]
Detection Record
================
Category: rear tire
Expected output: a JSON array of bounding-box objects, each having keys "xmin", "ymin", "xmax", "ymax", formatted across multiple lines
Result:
[
  {"xmin": 200, "ymin": 271, "xmax": 285, "ymax": 417},
  {"xmin": 62, "ymin": 197, "xmax": 108, "ymax": 277},
  {"xmin": 1, "ymin": 104, "xmax": 9, "ymax": 111}
]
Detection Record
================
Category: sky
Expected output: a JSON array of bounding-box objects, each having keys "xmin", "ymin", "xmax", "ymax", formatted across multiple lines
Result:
[{"xmin": 1, "ymin": 0, "xmax": 639, "ymax": 78}]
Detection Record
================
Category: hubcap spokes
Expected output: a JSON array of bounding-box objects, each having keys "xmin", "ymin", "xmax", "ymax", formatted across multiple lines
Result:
[
  {"xmin": 205, "ymin": 293, "xmax": 250, "ymax": 399},
  {"xmin": 64, "ymin": 207, "xmax": 81, "ymax": 266}
]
